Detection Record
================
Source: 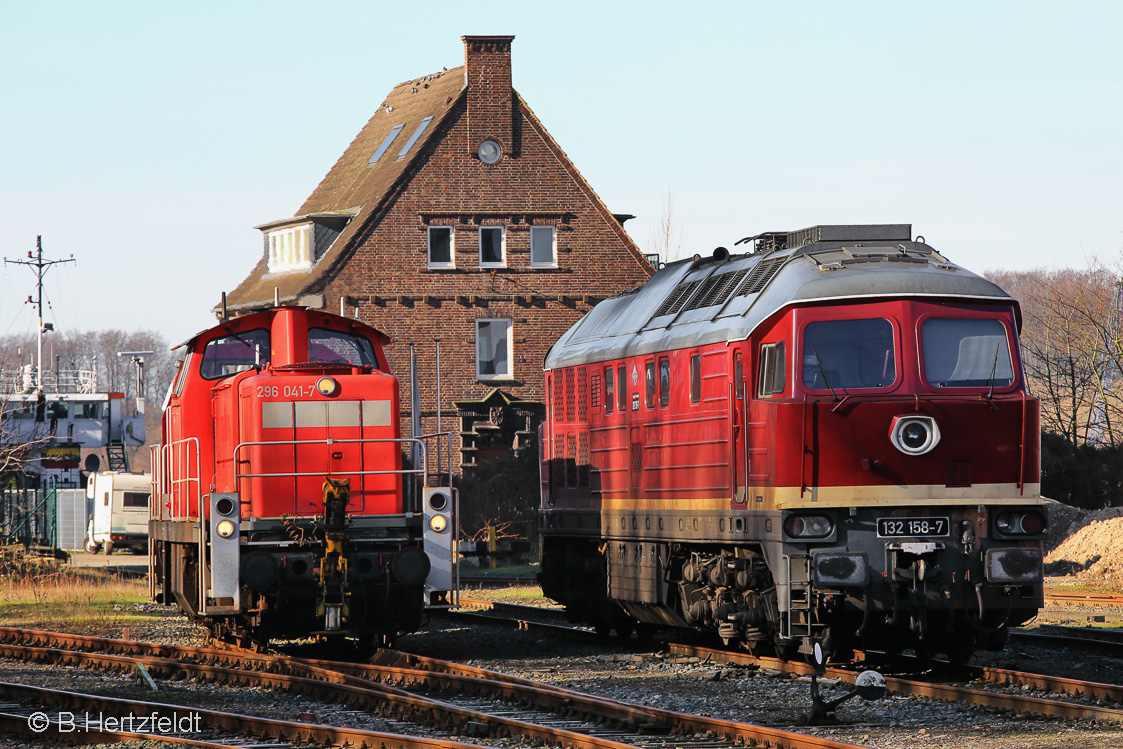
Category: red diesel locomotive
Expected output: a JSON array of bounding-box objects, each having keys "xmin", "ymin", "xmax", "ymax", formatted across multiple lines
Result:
[
  {"xmin": 538, "ymin": 224, "xmax": 1044, "ymax": 661},
  {"xmin": 149, "ymin": 307, "xmax": 456, "ymax": 647}
]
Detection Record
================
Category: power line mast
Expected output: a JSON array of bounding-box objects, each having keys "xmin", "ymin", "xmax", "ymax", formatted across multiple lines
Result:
[{"xmin": 3, "ymin": 236, "xmax": 75, "ymax": 392}]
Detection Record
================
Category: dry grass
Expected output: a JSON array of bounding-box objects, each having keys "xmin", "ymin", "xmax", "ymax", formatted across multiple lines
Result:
[{"xmin": 0, "ymin": 548, "xmax": 155, "ymax": 630}]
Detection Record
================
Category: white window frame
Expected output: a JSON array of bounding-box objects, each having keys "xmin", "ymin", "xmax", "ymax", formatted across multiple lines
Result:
[
  {"xmin": 479, "ymin": 226, "xmax": 506, "ymax": 268},
  {"xmin": 266, "ymin": 224, "xmax": 313, "ymax": 273},
  {"xmin": 476, "ymin": 318, "xmax": 513, "ymax": 380},
  {"xmin": 530, "ymin": 225, "xmax": 557, "ymax": 268},
  {"xmin": 427, "ymin": 226, "xmax": 455, "ymax": 268}
]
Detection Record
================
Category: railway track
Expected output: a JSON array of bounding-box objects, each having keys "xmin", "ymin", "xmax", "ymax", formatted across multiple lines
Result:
[
  {"xmin": 1044, "ymin": 590, "xmax": 1123, "ymax": 608},
  {"xmin": 0, "ymin": 627, "xmax": 864, "ymax": 749},
  {"xmin": 451, "ymin": 598, "xmax": 1123, "ymax": 724}
]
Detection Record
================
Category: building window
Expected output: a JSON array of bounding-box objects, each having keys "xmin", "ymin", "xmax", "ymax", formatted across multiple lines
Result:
[
  {"xmin": 480, "ymin": 227, "xmax": 505, "ymax": 267},
  {"xmin": 530, "ymin": 226, "xmax": 556, "ymax": 267},
  {"xmin": 659, "ymin": 358, "xmax": 670, "ymax": 407},
  {"xmin": 266, "ymin": 225, "xmax": 313, "ymax": 273},
  {"xmin": 476, "ymin": 319, "xmax": 512, "ymax": 379},
  {"xmin": 690, "ymin": 354, "xmax": 702, "ymax": 404},
  {"xmin": 396, "ymin": 116, "xmax": 434, "ymax": 161},
  {"xmin": 428, "ymin": 226, "xmax": 454, "ymax": 268},
  {"xmin": 758, "ymin": 341, "xmax": 787, "ymax": 397},
  {"xmin": 368, "ymin": 124, "xmax": 404, "ymax": 165}
]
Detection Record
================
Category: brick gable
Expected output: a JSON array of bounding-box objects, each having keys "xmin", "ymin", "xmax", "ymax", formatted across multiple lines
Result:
[{"xmin": 221, "ymin": 35, "xmax": 653, "ymax": 467}]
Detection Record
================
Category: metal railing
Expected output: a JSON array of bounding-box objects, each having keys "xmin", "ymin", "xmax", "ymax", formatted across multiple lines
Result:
[
  {"xmin": 0, "ymin": 367, "xmax": 97, "ymax": 394},
  {"xmin": 150, "ymin": 438, "xmax": 202, "ymax": 521}
]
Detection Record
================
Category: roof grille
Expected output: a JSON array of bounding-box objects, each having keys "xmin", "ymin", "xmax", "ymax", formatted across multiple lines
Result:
[
  {"xmin": 738, "ymin": 258, "xmax": 785, "ymax": 296},
  {"xmin": 683, "ymin": 269, "xmax": 749, "ymax": 311},
  {"xmin": 653, "ymin": 280, "xmax": 701, "ymax": 317}
]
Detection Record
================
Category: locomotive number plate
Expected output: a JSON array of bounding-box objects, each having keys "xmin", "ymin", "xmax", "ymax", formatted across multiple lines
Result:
[{"xmin": 877, "ymin": 517, "xmax": 949, "ymax": 538}]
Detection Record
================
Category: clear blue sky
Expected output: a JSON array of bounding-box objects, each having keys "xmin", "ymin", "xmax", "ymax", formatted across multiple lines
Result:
[{"xmin": 1, "ymin": 1, "xmax": 1120, "ymax": 347}]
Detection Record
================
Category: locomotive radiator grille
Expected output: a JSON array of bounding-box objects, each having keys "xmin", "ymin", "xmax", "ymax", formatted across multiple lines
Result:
[{"xmin": 946, "ymin": 460, "xmax": 972, "ymax": 488}]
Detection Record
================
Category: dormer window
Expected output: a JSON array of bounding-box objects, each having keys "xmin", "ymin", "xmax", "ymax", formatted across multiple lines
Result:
[
  {"xmin": 266, "ymin": 224, "xmax": 313, "ymax": 273},
  {"xmin": 257, "ymin": 211, "xmax": 356, "ymax": 275}
]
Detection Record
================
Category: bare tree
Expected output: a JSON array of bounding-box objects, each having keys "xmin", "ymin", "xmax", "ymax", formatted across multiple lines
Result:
[
  {"xmin": 648, "ymin": 189, "xmax": 685, "ymax": 265},
  {"xmin": 987, "ymin": 265, "xmax": 1123, "ymax": 446}
]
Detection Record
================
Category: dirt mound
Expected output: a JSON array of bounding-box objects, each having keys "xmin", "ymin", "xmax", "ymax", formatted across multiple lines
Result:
[{"xmin": 1045, "ymin": 506, "xmax": 1123, "ymax": 579}]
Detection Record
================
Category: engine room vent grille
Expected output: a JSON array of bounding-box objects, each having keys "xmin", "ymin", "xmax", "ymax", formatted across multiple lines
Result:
[
  {"xmin": 683, "ymin": 269, "xmax": 749, "ymax": 311},
  {"xmin": 946, "ymin": 461, "xmax": 972, "ymax": 488},
  {"xmin": 738, "ymin": 258, "xmax": 786, "ymax": 296},
  {"xmin": 653, "ymin": 280, "xmax": 701, "ymax": 317},
  {"xmin": 565, "ymin": 369, "xmax": 576, "ymax": 423},
  {"xmin": 577, "ymin": 367, "xmax": 588, "ymax": 421}
]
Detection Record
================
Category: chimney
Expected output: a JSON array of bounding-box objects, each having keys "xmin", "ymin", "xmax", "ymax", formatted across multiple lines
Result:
[{"xmin": 462, "ymin": 35, "xmax": 515, "ymax": 157}]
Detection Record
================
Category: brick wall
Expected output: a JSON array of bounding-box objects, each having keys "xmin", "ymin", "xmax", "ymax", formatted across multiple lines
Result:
[{"xmin": 323, "ymin": 94, "xmax": 652, "ymax": 455}]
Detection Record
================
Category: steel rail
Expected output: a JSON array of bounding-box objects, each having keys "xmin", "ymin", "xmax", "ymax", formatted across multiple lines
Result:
[
  {"xmin": 1044, "ymin": 591, "xmax": 1123, "ymax": 608},
  {"xmin": 668, "ymin": 643, "xmax": 1123, "ymax": 723},
  {"xmin": 0, "ymin": 627, "xmax": 866, "ymax": 749},
  {"xmin": 0, "ymin": 680, "xmax": 488, "ymax": 749},
  {"xmin": 0, "ymin": 643, "xmax": 645, "ymax": 749}
]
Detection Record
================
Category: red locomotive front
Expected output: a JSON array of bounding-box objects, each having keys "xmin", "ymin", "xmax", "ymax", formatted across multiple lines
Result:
[
  {"xmin": 150, "ymin": 307, "xmax": 456, "ymax": 647},
  {"xmin": 538, "ymin": 225, "xmax": 1044, "ymax": 662}
]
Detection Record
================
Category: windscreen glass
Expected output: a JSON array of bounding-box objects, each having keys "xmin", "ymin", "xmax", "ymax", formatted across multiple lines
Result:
[
  {"xmin": 922, "ymin": 318, "xmax": 1013, "ymax": 388},
  {"xmin": 802, "ymin": 319, "xmax": 895, "ymax": 390},
  {"xmin": 199, "ymin": 329, "xmax": 271, "ymax": 380},
  {"xmin": 308, "ymin": 328, "xmax": 378, "ymax": 367}
]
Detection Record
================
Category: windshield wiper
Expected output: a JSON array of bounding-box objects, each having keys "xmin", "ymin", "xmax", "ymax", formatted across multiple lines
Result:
[
  {"xmin": 811, "ymin": 346, "xmax": 840, "ymax": 402},
  {"xmin": 986, "ymin": 343, "xmax": 1001, "ymax": 399}
]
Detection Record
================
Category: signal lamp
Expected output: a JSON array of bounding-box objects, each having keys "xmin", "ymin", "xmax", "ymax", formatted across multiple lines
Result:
[
  {"xmin": 784, "ymin": 514, "xmax": 833, "ymax": 539},
  {"xmin": 995, "ymin": 510, "xmax": 1046, "ymax": 536},
  {"xmin": 428, "ymin": 491, "xmax": 449, "ymax": 512},
  {"xmin": 316, "ymin": 377, "xmax": 340, "ymax": 396},
  {"xmin": 428, "ymin": 514, "xmax": 448, "ymax": 533},
  {"xmin": 216, "ymin": 519, "xmax": 236, "ymax": 538}
]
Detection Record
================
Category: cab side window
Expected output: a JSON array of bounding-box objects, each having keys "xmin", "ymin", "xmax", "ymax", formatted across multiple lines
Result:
[{"xmin": 758, "ymin": 341, "xmax": 787, "ymax": 397}]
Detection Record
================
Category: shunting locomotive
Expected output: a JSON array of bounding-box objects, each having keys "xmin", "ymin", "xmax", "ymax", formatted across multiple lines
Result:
[
  {"xmin": 149, "ymin": 307, "xmax": 456, "ymax": 648},
  {"xmin": 538, "ymin": 224, "xmax": 1044, "ymax": 662}
]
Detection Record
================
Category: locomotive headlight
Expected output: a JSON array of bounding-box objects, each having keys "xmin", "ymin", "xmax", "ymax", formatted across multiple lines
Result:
[
  {"xmin": 889, "ymin": 415, "xmax": 941, "ymax": 456},
  {"xmin": 215, "ymin": 519, "xmax": 236, "ymax": 538},
  {"xmin": 316, "ymin": 377, "xmax": 339, "ymax": 396},
  {"xmin": 995, "ymin": 510, "xmax": 1046, "ymax": 537},
  {"xmin": 784, "ymin": 514, "xmax": 834, "ymax": 539},
  {"xmin": 429, "ymin": 514, "xmax": 448, "ymax": 533}
]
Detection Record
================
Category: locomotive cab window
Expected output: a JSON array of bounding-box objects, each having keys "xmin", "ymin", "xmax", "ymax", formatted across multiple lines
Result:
[
  {"xmin": 199, "ymin": 329, "xmax": 271, "ymax": 380},
  {"xmin": 308, "ymin": 328, "xmax": 378, "ymax": 368},
  {"xmin": 802, "ymin": 319, "xmax": 895, "ymax": 391},
  {"xmin": 757, "ymin": 342, "xmax": 786, "ymax": 397},
  {"xmin": 922, "ymin": 318, "xmax": 1013, "ymax": 388}
]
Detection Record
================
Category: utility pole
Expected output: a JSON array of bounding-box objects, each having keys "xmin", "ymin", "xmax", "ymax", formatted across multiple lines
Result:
[{"xmin": 3, "ymin": 236, "xmax": 75, "ymax": 392}]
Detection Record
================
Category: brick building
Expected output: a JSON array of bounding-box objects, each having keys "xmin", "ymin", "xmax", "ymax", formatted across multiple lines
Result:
[{"xmin": 222, "ymin": 35, "xmax": 654, "ymax": 468}]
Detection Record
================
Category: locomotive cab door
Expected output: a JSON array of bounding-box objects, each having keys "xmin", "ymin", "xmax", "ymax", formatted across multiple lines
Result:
[{"xmin": 731, "ymin": 349, "xmax": 748, "ymax": 506}]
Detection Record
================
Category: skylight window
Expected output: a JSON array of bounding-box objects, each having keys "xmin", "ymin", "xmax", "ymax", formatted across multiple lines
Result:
[
  {"xmin": 396, "ymin": 116, "xmax": 434, "ymax": 161},
  {"xmin": 368, "ymin": 124, "xmax": 404, "ymax": 166}
]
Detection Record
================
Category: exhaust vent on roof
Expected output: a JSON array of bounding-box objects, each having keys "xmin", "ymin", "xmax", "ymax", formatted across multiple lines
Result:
[
  {"xmin": 653, "ymin": 280, "xmax": 701, "ymax": 317},
  {"xmin": 738, "ymin": 258, "xmax": 785, "ymax": 297}
]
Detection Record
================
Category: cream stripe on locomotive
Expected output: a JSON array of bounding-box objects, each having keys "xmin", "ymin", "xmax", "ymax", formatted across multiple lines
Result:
[{"xmin": 593, "ymin": 482, "xmax": 1042, "ymax": 513}]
